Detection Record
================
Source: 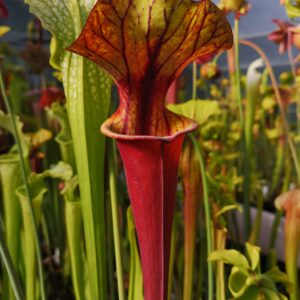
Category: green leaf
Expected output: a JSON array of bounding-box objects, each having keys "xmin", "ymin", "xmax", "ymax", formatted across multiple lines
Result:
[
  {"xmin": 228, "ymin": 266, "xmax": 249, "ymax": 297},
  {"xmin": 243, "ymin": 58, "xmax": 263, "ymax": 240},
  {"xmin": 17, "ymin": 173, "xmax": 47, "ymax": 207},
  {"xmin": 47, "ymin": 103, "xmax": 72, "ymax": 145},
  {"xmin": 8, "ymin": 73, "xmax": 29, "ymax": 115},
  {"xmin": 255, "ymin": 274, "xmax": 278, "ymax": 292},
  {"xmin": 294, "ymin": 135, "xmax": 300, "ymax": 143},
  {"xmin": 285, "ymin": 0, "xmax": 300, "ymax": 19},
  {"xmin": 265, "ymin": 128, "xmax": 283, "ymax": 140},
  {"xmin": 0, "ymin": 231, "xmax": 25, "ymax": 300},
  {"xmin": 262, "ymin": 96, "xmax": 276, "ymax": 111},
  {"xmin": 25, "ymin": 2, "xmax": 112, "ymax": 298},
  {"xmin": 64, "ymin": 198, "xmax": 85, "ymax": 300},
  {"xmin": 0, "ymin": 26, "xmax": 10, "ymax": 37},
  {"xmin": 264, "ymin": 267, "xmax": 294, "ymax": 293},
  {"xmin": 46, "ymin": 102, "xmax": 75, "ymax": 167},
  {"xmin": 43, "ymin": 161, "xmax": 73, "ymax": 182},
  {"xmin": 208, "ymin": 250, "xmax": 249, "ymax": 271},
  {"xmin": 168, "ymin": 99, "xmax": 221, "ymax": 126},
  {"xmin": 0, "ymin": 111, "xmax": 30, "ymax": 157},
  {"xmin": 278, "ymin": 293, "xmax": 289, "ymax": 300},
  {"xmin": 29, "ymin": 129, "xmax": 53, "ymax": 148},
  {"xmin": 0, "ymin": 156, "xmax": 22, "ymax": 300},
  {"xmin": 265, "ymin": 118, "xmax": 284, "ymax": 141},
  {"xmin": 245, "ymin": 243, "xmax": 261, "ymax": 271},
  {"xmin": 61, "ymin": 176, "xmax": 79, "ymax": 198},
  {"xmin": 65, "ymin": 52, "xmax": 111, "ymax": 300},
  {"xmin": 16, "ymin": 173, "xmax": 47, "ymax": 300},
  {"xmin": 214, "ymin": 204, "xmax": 240, "ymax": 218},
  {"xmin": 261, "ymin": 288, "xmax": 281, "ymax": 300},
  {"xmin": 127, "ymin": 207, "xmax": 144, "ymax": 300},
  {"xmin": 236, "ymin": 285, "xmax": 260, "ymax": 300}
]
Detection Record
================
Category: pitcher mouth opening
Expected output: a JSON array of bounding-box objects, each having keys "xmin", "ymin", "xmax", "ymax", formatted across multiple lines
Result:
[{"xmin": 100, "ymin": 116, "xmax": 198, "ymax": 143}]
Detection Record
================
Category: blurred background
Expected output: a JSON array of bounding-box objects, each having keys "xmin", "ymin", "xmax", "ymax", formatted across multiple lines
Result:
[{"xmin": 1, "ymin": 0, "xmax": 292, "ymax": 70}]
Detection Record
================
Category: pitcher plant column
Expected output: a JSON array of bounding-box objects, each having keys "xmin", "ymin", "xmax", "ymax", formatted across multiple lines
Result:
[{"xmin": 67, "ymin": 1, "xmax": 233, "ymax": 299}]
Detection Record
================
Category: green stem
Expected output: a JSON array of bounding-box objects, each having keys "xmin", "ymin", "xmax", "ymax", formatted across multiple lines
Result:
[
  {"xmin": 286, "ymin": 229, "xmax": 299, "ymax": 300},
  {"xmin": 168, "ymin": 216, "xmax": 178, "ymax": 300},
  {"xmin": 127, "ymin": 208, "xmax": 144, "ymax": 300},
  {"xmin": 19, "ymin": 193, "xmax": 45, "ymax": 300},
  {"xmin": 249, "ymin": 191, "xmax": 263, "ymax": 245},
  {"xmin": 197, "ymin": 217, "xmax": 206, "ymax": 300},
  {"xmin": 106, "ymin": 194, "xmax": 116, "ymax": 300},
  {"xmin": 0, "ymin": 231, "xmax": 25, "ymax": 300},
  {"xmin": 0, "ymin": 159, "xmax": 22, "ymax": 300},
  {"xmin": 189, "ymin": 134, "xmax": 214, "ymax": 300},
  {"xmin": 65, "ymin": 198, "xmax": 85, "ymax": 300},
  {"xmin": 268, "ymin": 210, "xmax": 283, "ymax": 251},
  {"xmin": 234, "ymin": 18, "xmax": 243, "ymax": 128},
  {"xmin": 215, "ymin": 229, "xmax": 226, "ymax": 300},
  {"xmin": 109, "ymin": 140, "xmax": 125, "ymax": 300},
  {"xmin": 235, "ymin": 19, "xmax": 252, "ymax": 241},
  {"xmin": 0, "ymin": 68, "xmax": 46, "ymax": 300},
  {"xmin": 270, "ymin": 140, "xmax": 285, "ymax": 195}
]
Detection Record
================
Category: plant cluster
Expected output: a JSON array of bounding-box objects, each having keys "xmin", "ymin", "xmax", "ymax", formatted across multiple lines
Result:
[{"xmin": 0, "ymin": 0, "xmax": 299, "ymax": 300}]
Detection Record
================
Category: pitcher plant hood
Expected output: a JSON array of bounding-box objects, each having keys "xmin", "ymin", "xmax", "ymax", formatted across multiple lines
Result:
[{"xmin": 67, "ymin": 0, "xmax": 233, "ymax": 140}]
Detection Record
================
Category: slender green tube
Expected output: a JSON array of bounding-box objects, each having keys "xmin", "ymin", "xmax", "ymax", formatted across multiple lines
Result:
[
  {"xmin": 243, "ymin": 55, "xmax": 261, "ymax": 240},
  {"xmin": 234, "ymin": 18, "xmax": 243, "ymax": 128},
  {"xmin": 189, "ymin": 133, "xmax": 214, "ymax": 300},
  {"xmin": 19, "ymin": 190, "xmax": 45, "ymax": 300},
  {"xmin": 268, "ymin": 210, "xmax": 283, "ymax": 251},
  {"xmin": 65, "ymin": 199, "xmax": 85, "ymax": 300},
  {"xmin": 215, "ymin": 229, "xmax": 226, "ymax": 300},
  {"xmin": 196, "ymin": 209, "xmax": 206, "ymax": 300},
  {"xmin": 106, "ymin": 195, "xmax": 116, "ymax": 300},
  {"xmin": 168, "ymin": 216, "xmax": 178, "ymax": 300},
  {"xmin": 0, "ymin": 68, "xmax": 46, "ymax": 300},
  {"xmin": 0, "ymin": 231, "xmax": 25, "ymax": 300},
  {"xmin": 234, "ymin": 18, "xmax": 252, "ymax": 241},
  {"xmin": 286, "ymin": 227, "xmax": 299, "ymax": 300},
  {"xmin": 0, "ymin": 158, "xmax": 22, "ymax": 300},
  {"xmin": 270, "ymin": 140, "xmax": 285, "ymax": 195},
  {"xmin": 127, "ymin": 208, "xmax": 143, "ymax": 300},
  {"xmin": 66, "ymin": 3, "xmax": 110, "ymax": 297},
  {"xmin": 249, "ymin": 191, "xmax": 263, "ymax": 245},
  {"xmin": 109, "ymin": 140, "xmax": 125, "ymax": 300}
]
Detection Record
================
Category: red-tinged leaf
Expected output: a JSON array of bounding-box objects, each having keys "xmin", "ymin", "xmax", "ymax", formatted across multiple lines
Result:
[
  {"xmin": 39, "ymin": 87, "xmax": 65, "ymax": 108},
  {"xmin": 180, "ymin": 141, "xmax": 202, "ymax": 300},
  {"xmin": 68, "ymin": 0, "xmax": 233, "ymax": 137},
  {"xmin": 275, "ymin": 190, "xmax": 300, "ymax": 238},
  {"xmin": 268, "ymin": 19, "xmax": 294, "ymax": 54},
  {"xmin": 0, "ymin": 0, "xmax": 8, "ymax": 19},
  {"xmin": 116, "ymin": 134, "xmax": 184, "ymax": 300},
  {"xmin": 67, "ymin": 1, "xmax": 232, "ymax": 299}
]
